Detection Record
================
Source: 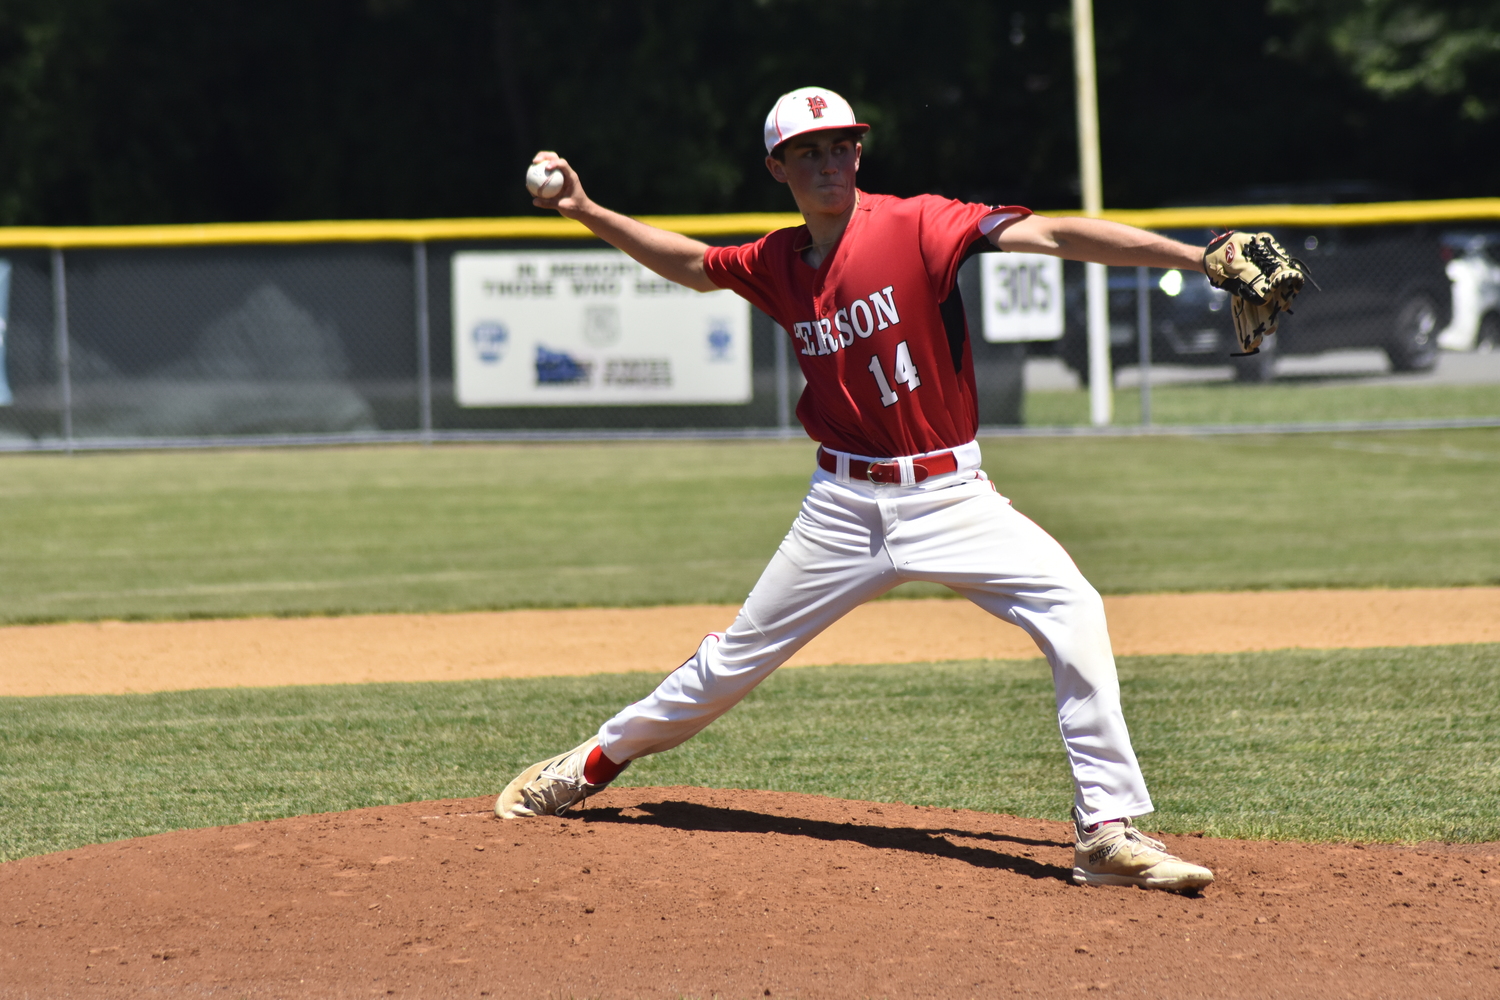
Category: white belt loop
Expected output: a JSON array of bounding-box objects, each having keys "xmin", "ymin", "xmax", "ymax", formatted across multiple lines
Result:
[
  {"xmin": 951, "ymin": 440, "xmax": 982, "ymax": 474},
  {"xmin": 835, "ymin": 451, "xmax": 851, "ymax": 483},
  {"xmin": 897, "ymin": 456, "xmax": 915, "ymax": 486}
]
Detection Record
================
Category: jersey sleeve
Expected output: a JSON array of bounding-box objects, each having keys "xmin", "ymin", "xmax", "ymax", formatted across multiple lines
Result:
[
  {"xmin": 917, "ymin": 196, "xmax": 1033, "ymax": 298},
  {"xmin": 703, "ymin": 235, "xmax": 788, "ymax": 325}
]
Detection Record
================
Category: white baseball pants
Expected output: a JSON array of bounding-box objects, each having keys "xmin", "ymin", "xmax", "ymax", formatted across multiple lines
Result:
[{"xmin": 597, "ymin": 441, "xmax": 1154, "ymax": 825}]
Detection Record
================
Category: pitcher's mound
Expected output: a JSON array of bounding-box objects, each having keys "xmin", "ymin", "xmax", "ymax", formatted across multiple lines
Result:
[{"xmin": 3, "ymin": 787, "xmax": 1495, "ymax": 998}]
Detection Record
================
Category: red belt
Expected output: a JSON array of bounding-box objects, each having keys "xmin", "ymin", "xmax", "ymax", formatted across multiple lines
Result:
[{"xmin": 817, "ymin": 447, "xmax": 959, "ymax": 484}]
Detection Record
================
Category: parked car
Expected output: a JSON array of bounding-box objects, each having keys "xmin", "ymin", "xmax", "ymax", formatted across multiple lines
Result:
[
  {"xmin": 1435, "ymin": 232, "xmax": 1500, "ymax": 352},
  {"xmin": 1058, "ymin": 198, "xmax": 1454, "ymax": 382}
]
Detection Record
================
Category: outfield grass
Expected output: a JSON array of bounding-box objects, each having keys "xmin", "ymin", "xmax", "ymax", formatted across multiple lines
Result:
[
  {"xmin": 1, "ymin": 428, "xmax": 1497, "ymax": 623},
  {"xmin": 2, "ymin": 644, "xmax": 1496, "ymax": 861},
  {"xmin": 1026, "ymin": 381, "xmax": 1500, "ymax": 427}
]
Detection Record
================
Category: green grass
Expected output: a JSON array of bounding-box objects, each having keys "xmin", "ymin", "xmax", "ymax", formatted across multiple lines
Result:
[
  {"xmin": 1026, "ymin": 381, "xmax": 1500, "ymax": 426},
  {"xmin": 991, "ymin": 428, "xmax": 1500, "ymax": 594},
  {"xmin": 1, "ymin": 428, "xmax": 1498, "ymax": 622},
  {"xmin": 0, "ymin": 441, "xmax": 810, "ymax": 622},
  {"xmin": 3, "ymin": 644, "xmax": 1496, "ymax": 861}
]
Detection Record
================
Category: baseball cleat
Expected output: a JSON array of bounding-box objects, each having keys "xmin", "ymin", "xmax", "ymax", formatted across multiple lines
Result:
[
  {"xmin": 496, "ymin": 736, "xmax": 612, "ymax": 819},
  {"xmin": 1071, "ymin": 809, "xmax": 1214, "ymax": 894}
]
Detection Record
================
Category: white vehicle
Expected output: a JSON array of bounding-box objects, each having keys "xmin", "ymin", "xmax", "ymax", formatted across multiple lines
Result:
[{"xmin": 1437, "ymin": 233, "xmax": 1500, "ymax": 352}]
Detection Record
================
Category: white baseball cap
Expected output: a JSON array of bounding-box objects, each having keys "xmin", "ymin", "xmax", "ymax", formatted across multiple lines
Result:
[{"xmin": 763, "ymin": 86, "xmax": 869, "ymax": 154}]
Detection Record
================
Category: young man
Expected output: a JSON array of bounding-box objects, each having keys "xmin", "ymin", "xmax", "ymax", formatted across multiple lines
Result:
[{"xmin": 498, "ymin": 86, "xmax": 1214, "ymax": 893}]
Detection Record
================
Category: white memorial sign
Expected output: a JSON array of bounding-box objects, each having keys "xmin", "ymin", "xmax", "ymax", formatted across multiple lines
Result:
[
  {"xmin": 452, "ymin": 250, "xmax": 751, "ymax": 406},
  {"xmin": 978, "ymin": 251, "xmax": 1064, "ymax": 342}
]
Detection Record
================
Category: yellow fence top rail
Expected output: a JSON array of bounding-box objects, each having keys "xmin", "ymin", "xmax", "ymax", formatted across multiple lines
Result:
[
  {"xmin": 1101, "ymin": 198, "xmax": 1500, "ymax": 230},
  {"xmin": 0, "ymin": 199, "xmax": 1496, "ymax": 248},
  {"xmin": 0, "ymin": 213, "xmax": 804, "ymax": 248}
]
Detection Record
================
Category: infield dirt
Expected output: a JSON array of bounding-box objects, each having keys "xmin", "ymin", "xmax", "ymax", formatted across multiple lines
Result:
[
  {"xmin": 3, "ymin": 587, "xmax": 1497, "ymax": 697},
  {"xmin": 2, "ymin": 589, "xmax": 1498, "ymax": 997}
]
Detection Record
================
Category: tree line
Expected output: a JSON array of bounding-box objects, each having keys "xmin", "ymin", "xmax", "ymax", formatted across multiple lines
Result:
[{"xmin": 0, "ymin": 0, "xmax": 1493, "ymax": 226}]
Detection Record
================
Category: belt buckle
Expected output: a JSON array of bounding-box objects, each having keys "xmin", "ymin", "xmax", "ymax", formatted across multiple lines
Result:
[{"xmin": 866, "ymin": 460, "xmax": 899, "ymax": 484}]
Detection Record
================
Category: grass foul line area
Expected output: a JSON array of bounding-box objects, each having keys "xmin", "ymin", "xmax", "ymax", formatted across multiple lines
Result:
[
  {"xmin": 1, "ymin": 428, "xmax": 1498, "ymax": 624},
  {"xmin": 2, "ymin": 644, "xmax": 1496, "ymax": 862}
]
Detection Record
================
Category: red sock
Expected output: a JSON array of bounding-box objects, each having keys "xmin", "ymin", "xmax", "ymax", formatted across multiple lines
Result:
[{"xmin": 584, "ymin": 744, "xmax": 628, "ymax": 785}]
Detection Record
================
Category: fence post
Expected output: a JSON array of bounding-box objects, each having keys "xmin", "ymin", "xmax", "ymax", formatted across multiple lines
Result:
[
  {"xmin": 50, "ymin": 248, "xmax": 73, "ymax": 453},
  {"xmin": 1085, "ymin": 262, "xmax": 1111, "ymax": 425},
  {"xmin": 773, "ymin": 322, "xmax": 790, "ymax": 435},
  {"xmin": 1136, "ymin": 265, "xmax": 1152, "ymax": 427},
  {"xmin": 413, "ymin": 241, "xmax": 433, "ymax": 445}
]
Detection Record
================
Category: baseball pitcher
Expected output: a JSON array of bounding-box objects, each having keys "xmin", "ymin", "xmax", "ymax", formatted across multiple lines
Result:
[{"xmin": 497, "ymin": 86, "xmax": 1295, "ymax": 894}]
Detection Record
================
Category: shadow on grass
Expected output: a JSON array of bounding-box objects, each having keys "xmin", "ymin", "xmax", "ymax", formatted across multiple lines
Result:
[{"xmin": 582, "ymin": 798, "xmax": 1074, "ymax": 884}]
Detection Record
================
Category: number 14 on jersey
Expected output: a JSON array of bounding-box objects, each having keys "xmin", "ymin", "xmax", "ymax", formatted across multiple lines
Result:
[{"xmin": 868, "ymin": 340, "xmax": 921, "ymax": 407}]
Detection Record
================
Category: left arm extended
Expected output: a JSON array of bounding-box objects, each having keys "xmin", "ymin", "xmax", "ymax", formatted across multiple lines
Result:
[{"xmin": 990, "ymin": 213, "xmax": 1202, "ymax": 272}]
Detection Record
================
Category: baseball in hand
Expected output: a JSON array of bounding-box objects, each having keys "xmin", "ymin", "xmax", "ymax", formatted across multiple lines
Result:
[{"xmin": 526, "ymin": 161, "xmax": 565, "ymax": 199}]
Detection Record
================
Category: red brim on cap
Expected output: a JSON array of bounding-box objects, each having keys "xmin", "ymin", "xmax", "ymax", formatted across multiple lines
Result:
[{"xmin": 770, "ymin": 123, "xmax": 870, "ymax": 155}]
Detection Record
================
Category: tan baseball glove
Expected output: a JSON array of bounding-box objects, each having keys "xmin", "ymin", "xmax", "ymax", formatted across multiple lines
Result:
[{"xmin": 1202, "ymin": 231, "xmax": 1312, "ymax": 355}]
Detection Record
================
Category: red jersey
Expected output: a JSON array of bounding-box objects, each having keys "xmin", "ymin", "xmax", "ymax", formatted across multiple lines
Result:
[{"xmin": 703, "ymin": 191, "xmax": 1030, "ymax": 457}]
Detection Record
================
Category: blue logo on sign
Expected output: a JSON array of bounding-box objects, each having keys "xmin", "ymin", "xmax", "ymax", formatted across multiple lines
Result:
[
  {"xmin": 535, "ymin": 345, "xmax": 592, "ymax": 385},
  {"xmin": 707, "ymin": 320, "xmax": 732, "ymax": 362},
  {"xmin": 473, "ymin": 322, "xmax": 509, "ymax": 364}
]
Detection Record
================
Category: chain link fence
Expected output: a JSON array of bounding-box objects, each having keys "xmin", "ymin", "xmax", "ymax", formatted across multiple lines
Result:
[
  {"xmin": 1, "ymin": 208, "xmax": 1497, "ymax": 451},
  {"xmin": 1034, "ymin": 204, "xmax": 1500, "ymax": 431},
  {"xmin": 0, "ymin": 232, "xmax": 1026, "ymax": 449}
]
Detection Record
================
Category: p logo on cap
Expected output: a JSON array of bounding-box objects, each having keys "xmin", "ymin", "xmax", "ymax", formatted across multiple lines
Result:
[{"xmin": 764, "ymin": 86, "xmax": 869, "ymax": 154}]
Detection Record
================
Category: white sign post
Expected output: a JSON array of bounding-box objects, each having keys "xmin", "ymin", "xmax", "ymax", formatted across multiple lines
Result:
[
  {"xmin": 452, "ymin": 250, "xmax": 751, "ymax": 406},
  {"xmin": 978, "ymin": 252, "xmax": 1063, "ymax": 342}
]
